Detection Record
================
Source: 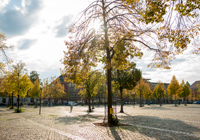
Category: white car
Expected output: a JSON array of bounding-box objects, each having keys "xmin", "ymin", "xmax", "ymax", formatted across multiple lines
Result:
[
  {"xmin": 68, "ymin": 102, "xmax": 77, "ymax": 106},
  {"xmin": 193, "ymin": 101, "xmax": 197, "ymax": 104}
]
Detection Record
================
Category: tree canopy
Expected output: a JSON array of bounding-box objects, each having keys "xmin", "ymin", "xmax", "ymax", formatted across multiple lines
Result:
[
  {"xmin": 12, "ymin": 62, "xmax": 32, "ymax": 109},
  {"xmin": 181, "ymin": 84, "xmax": 191, "ymax": 105},
  {"xmin": 153, "ymin": 82, "xmax": 165, "ymax": 106},
  {"xmin": 29, "ymin": 71, "xmax": 40, "ymax": 83},
  {"xmin": 112, "ymin": 62, "xmax": 141, "ymax": 112},
  {"xmin": 134, "ymin": 79, "xmax": 151, "ymax": 107},
  {"xmin": 168, "ymin": 75, "xmax": 181, "ymax": 96},
  {"xmin": 0, "ymin": 72, "xmax": 16, "ymax": 97},
  {"xmin": 63, "ymin": 0, "xmax": 200, "ymax": 124},
  {"xmin": 0, "ymin": 33, "xmax": 11, "ymax": 75},
  {"xmin": 168, "ymin": 75, "xmax": 182, "ymax": 106},
  {"xmin": 29, "ymin": 79, "xmax": 41, "ymax": 98},
  {"xmin": 78, "ymin": 70, "xmax": 101, "ymax": 112},
  {"xmin": 47, "ymin": 77, "xmax": 65, "ymax": 100}
]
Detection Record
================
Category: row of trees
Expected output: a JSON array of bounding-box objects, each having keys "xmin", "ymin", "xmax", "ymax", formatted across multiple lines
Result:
[
  {"xmin": 0, "ymin": 60, "xmax": 195, "ymax": 115},
  {"xmin": 68, "ymin": 61, "xmax": 142, "ymax": 113},
  {"xmin": 0, "ymin": 62, "xmax": 32, "ymax": 110},
  {"xmin": 129, "ymin": 75, "xmax": 191, "ymax": 107},
  {"xmin": 75, "ymin": 64, "xmax": 192, "ymax": 114},
  {"xmin": 0, "ymin": 62, "xmax": 65, "ymax": 111}
]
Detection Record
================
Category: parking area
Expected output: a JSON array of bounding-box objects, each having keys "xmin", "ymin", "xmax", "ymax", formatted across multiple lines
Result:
[{"xmin": 0, "ymin": 104, "xmax": 200, "ymax": 140}]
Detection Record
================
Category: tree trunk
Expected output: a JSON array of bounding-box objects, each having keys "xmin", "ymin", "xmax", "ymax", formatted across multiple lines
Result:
[
  {"xmin": 92, "ymin": 98, "xmax": 95, "ymax": 109},
  {"xmin": 17, "ymin": 73, "xmax": 20, "ymax": 110},
  {"xmin": 8, "ymin": 95, "xmax": 11, "ymax": 106},
  {"xmin": 11, "ymin": 93, "xmax": 14, "ymax": 108},
  {"xmin": 120, "ymin": 87, "xmax": 124, "ymax": 113},
  {"xmin": 48, "ymin": 98, "xmax": 50, "ymax": 107},
  {"xmin": 55, "ymin": 99, "xmax": 57, "ymax": 106},
  {"xmin": 140, "ymin": 93, "xmax": 143, "ymax": 107},
  {"xmin": 98, "ymin": 94, "xmax": 101, "ymax": 106},
  {"xmin": 39, "ymin": 93, "xmax": 42, "ymax": 114},
  {"xmin": 184, "ymin": 98, "xmax": 187, "ymax": 106},
  {"xmin": 17, "ymin": 94, "xmax": 20, "ymax": 110},
  {"xmin": 160, "ymin": 98, "xmax": 162, "ymax": 106},
  {"xmin": 102, "ymin": 0, "xmax": 112, "ymax": 124},
  {"xmin": 175, "ymin": 95, "xmax": 177, "ymax": 107},
  {"xmin": 88, "ymin": 93, "xmax": 92, "ymax": 112}
]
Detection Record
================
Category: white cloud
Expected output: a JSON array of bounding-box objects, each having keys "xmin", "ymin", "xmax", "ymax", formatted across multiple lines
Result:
[
  {"xmin": 0, "ymin": 0, "xmax": 10, "ymax": 11},
  {"xmin": 2, "ymin": 0, "xmax": 200, "ymax": 85},
  {"xmin": 135, "ymin": 48, "xmax": 200, "ymax": 85},
  {"xmin": 0, "ymin": 0, "xmax": 42, "ymax": 37}
]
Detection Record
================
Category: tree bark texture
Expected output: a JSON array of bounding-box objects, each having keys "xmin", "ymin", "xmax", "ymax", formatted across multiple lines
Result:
[
  {"xmin": 102, "ymin": 0, "xmax": 112, "ymax": 124},
  {"xmin": 88, "ymin": 93, "xmax": 92, "ymax": 112},
  {"xmin": 120, "ymin": 87, "xmax": 124, "ymax": 113}
]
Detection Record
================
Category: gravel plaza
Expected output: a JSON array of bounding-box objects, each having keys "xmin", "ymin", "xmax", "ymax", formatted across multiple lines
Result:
[{"xmin": 0, "ymin": 104, "xmax": 200, "ymax": 140}]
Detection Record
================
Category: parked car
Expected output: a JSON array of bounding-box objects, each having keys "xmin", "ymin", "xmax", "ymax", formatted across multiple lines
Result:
[
  {"xmin": 187, "ymin": 101, "xmax": 193, "ymax": 104},
  {"xmin": 193, "ymin": 101, "xmax": 197, "ymax": 104},
  {"xmin": 198, "ymin": 101, "xmax": 200, "ymax": 104},
  {"xmin": 0, "ymin": 102, "xmax": 5, "ymax": 106}
]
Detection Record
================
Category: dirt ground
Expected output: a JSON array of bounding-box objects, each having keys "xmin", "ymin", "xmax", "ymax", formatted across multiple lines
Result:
[{"xmin": 0, "ymin": 104, "xmax": 200, "ymax": 140}]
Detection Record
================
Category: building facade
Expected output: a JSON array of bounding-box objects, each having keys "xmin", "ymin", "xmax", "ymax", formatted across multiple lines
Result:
[
  {"xmin": 58, "ymin": 75, "xmax": 81, "ymax": 102},
  {"xmin": 189, "ymin": 81, "xmax": 200, "ymax": 101}
]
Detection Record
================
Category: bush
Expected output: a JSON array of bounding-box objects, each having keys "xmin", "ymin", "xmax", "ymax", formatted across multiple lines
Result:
[
  {"xmin": 14, "ymin": 108, "xmax": 24, "ymax": 113},
  {"xmin": 8, "ymin": 106, "xmax": 14, "ymax": 109},
  {"xmin": 111, "ymin": 115, "xmax": 119, "ymax": 125}
]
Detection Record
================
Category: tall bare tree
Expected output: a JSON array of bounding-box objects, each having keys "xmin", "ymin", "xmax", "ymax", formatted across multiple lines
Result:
[{"xmin": 63, "ymin": 0, "xmax": 200, "ymax": 124}]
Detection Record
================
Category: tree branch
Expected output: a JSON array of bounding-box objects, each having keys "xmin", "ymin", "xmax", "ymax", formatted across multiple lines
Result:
[{"xmin": 124, "ymin": 38, "xmax": 160, "ymax": 51}]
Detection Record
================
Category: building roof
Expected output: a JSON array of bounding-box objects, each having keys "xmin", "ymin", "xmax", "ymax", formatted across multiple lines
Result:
[
  {"xmin": 59, "ymin": 75, "xmax": 65, "ymax": 82},
  {"xmin": 190, "ymin": 81, "xmax": 200, "ymax": 89}
]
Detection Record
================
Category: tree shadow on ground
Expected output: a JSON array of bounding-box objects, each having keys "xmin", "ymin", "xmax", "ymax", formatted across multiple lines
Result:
[
  {"xmin": 109, "ymin": 127, "xmax": 122, "ymax": 140},
  {"xmin": 114, "ymin": 114, "xmax": 200, "ymax": 140},
  {"xmin": 182, "ymin": 106, "xmax": 200, "ymax": 109},
  {"xmin": 55, "ymin": 113, "xmax": 103, "ymax": 125}
]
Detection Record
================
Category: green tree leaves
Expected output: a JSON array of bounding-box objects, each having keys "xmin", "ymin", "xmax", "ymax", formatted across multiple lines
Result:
[
  {"xmin": 29, "ymin": 71, "xmax": 40, "ymax": 83},
  {"xmin": 112, "ymin": 62, "xmax": 141, "ymax": 112}
]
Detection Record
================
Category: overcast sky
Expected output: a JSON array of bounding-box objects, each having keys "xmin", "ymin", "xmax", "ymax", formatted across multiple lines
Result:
[{"xmin": 1, "ymin": 0, "xmax": 200, "ymax": 85}]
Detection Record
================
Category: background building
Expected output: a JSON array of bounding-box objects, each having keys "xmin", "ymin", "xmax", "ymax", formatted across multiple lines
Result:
[{"xmin": 189, "ymin": 81, "xmax": 200, "ymax": 101}]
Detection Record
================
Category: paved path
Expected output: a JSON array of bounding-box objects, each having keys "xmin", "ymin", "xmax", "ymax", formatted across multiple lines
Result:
[{"xmin": 0, "ymin": 104, "xmax": 200, "ymax": 140}]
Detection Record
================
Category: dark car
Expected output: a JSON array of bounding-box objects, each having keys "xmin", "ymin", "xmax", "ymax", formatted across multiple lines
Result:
[
  {"xmin": 187, "ymin": 101, "xmax": 193, "ymax": 104},
  {"xmin": 198, "ymin": 101, "xmax": 200, "ymax": 104},
  {"xmin": 0, "ymin": 102, "xmax": 6, "ymax": 106}
]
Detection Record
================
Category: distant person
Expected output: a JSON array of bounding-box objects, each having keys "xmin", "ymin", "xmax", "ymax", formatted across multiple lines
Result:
[{"xmin": 70, "ymin": 104, "xmax": 73, "ymax": 112}]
